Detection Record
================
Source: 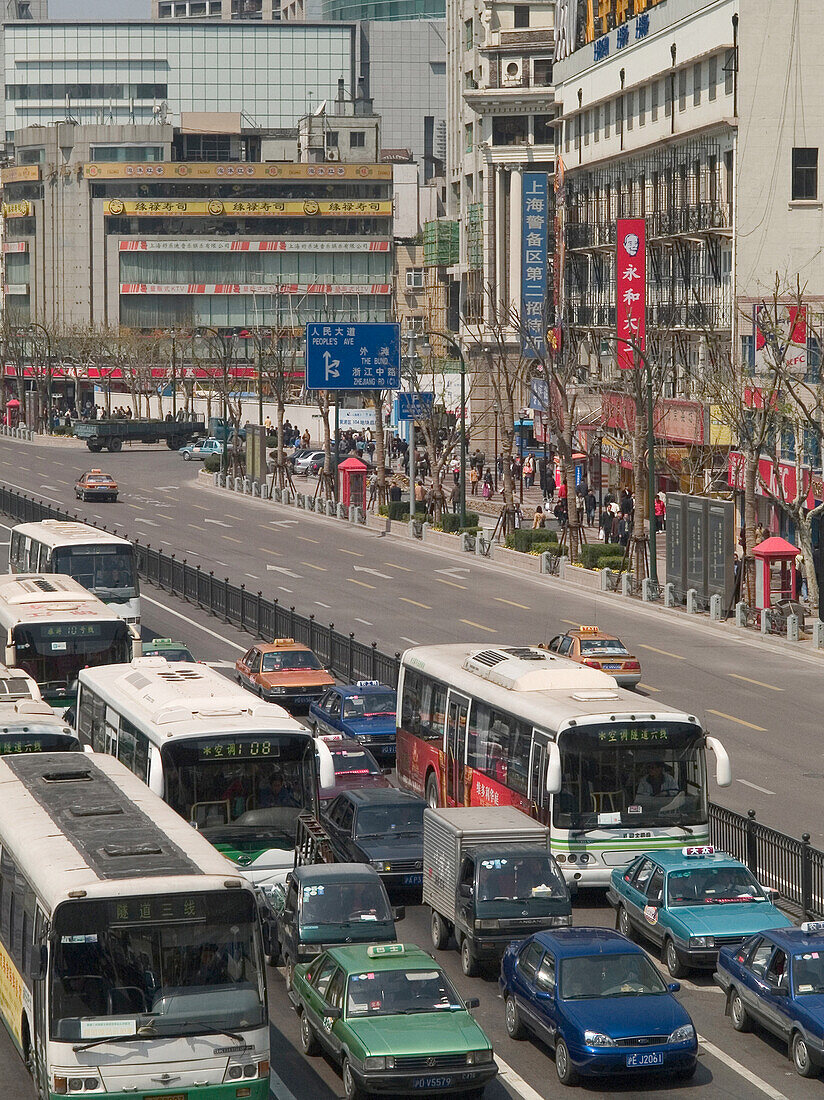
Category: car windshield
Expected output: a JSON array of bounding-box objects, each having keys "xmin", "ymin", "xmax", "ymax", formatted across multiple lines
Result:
[
  {"xmin": 146, "ymin": 647, "xmax": 194, "ymax": 662},
  {"xmin": 793, "ymin": 953, "xmax": 824, "ymax": 995},
  {"xmin": 356, "ymin": 802, "xmax": 424, "ymax": 838},
  {"xmin": 53, "ymin": 545, "xmax": 139, "ymax": 601},
  {"xmin": 346, "ymin": 968, "xmax": 463, "ymax": 1018},
  {"xmin": 261, "ymin": 650, "xmax": 322, "ymax": 672},
  {"xmin": 477, "ymin": 855, "xmax": 567, "ymax": 902},
  {"xmin": 331, "ymin": 748, "xmax": 382, "ymax": 777},
  {"xmin": 300, "ymin": 880, "xmax": 391, "ymax": 926},
  {"xmin": 554, "ymin": 723, "xmax": 707, "ymax": 830},
  {"xmin": 667, "ymin": 866, "xmax": 766, "ymax": 905},
  {"xmin": 579, "ymin": 639, "xmax": 630, "ymax": 656},
  {"xmin": 559, "ymin": 952, "xmax": 668, "ymax": 999},
  {"xmin": 343, "ymin": 692, "xmax": 396, "ymax": 720}
]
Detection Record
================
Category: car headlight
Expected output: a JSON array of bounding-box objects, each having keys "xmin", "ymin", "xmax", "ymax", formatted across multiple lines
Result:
[
  {"xmin": 363, "ymin": 1056, "xmax": 387, "ymax": 1070},
  {"xmin": 370, "ymin": 860, "xmax": 390, "ymax": 871},
  {"xmin": 689, "ymin": 936, "xmax": 715, "ymax": 949},
  {"xmin": 550, "ymin": 915, "xmax": 573, "ymax": 927},
  {"xmin": 584, "ymin": 1030, "xmax": 616, "ymax": 1047},
  {"xmin": 668, "ymin": 1024, "xmax": 695, "ymax": 1044},
  {"xmin": 466, "ymin": 1048, "xmax": 494, "ymax": 1064},
  {"xmin": 475, "ymin": 919, "xmax": 499, "ymax": 930},
  {"xmin": 303, "ymin": 943, "xmax": 322, "ymax": 954}
]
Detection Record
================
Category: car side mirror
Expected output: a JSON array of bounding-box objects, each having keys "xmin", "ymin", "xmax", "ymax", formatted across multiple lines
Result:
[
  {"xmin": 465, "ymin": 997, "xmax": 480, "ymax": 1009},
  {"xmin": 32, "ymin": 945, "xmax": 48, "ymax": 981},
  {"xmin": 392, "ymin": 906, "xmax": 406, "ymax": 922},
  {"xmin": 776, "ymin": 978, "xmax": 789, "ymax": 996},
  {"xmin": 459, "ymin": 883, "xmax": 473, "ymax": 898},
  {"xmin": 323, "ymin": 1005, "xmax": 342, "ymax": 1020},
  {"xmin": 762, "ymin": 886, "xmax": 780, "ymax": 903},
  {"xmin": 667, "ymin": 982, "xmax": 680, "ymax": 993}
]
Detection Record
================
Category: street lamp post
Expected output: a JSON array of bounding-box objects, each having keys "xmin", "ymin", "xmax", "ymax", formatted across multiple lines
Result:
[{"xmin": 27, "ymin": 323, "xmax": 53, "ymax": 434}]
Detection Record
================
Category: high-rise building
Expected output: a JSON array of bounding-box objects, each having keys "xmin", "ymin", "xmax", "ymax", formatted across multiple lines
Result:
[{"xmin": 152, "ymin": 0, "xmax": 280, "ymax": 20}]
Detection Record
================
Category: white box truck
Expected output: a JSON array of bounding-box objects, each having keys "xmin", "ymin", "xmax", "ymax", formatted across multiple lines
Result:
[{"xmin": 423, "ymin": 805, "xmax": 572, "ymax": 976}]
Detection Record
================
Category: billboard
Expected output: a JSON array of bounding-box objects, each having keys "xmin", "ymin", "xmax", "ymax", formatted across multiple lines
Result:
[
  {"xmin": 521, "ymin": 172, "xmax": 549, "ymax": 360},
  {"xmin": 86, "ymin": 162, "xmax": 392, "ymax": 181},
  {"xmin": 666, "ymin": 493, "xmax": 734, "ymax": 606},
  {"xmin": 615, "ymin": 218, "xmax": 646, "ymax": 369}
]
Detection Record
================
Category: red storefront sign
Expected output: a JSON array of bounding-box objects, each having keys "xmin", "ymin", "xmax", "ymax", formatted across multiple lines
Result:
[
  {"xmin": 616, "ymin": 218, "xmax": 646, "ymax": 369},
  {"xmin": 601, "ymin": 392, "xmax": 706, "ymax": 444},
  {"xmin": 727, "ymin": 451, "xmax": 814, "ymax": 507}
]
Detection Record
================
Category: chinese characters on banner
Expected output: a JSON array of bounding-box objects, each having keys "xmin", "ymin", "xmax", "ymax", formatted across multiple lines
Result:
[
  {"xmin": 753, "ymin": 304, "xmax": 807, "ymax": 375},
  {"xmin": 522, "ymin": 172, "xmax": 549, "ymax": 360},
  {"xmin": 616, "ymin": 217, "xmax": 646, "ymax": 369}
]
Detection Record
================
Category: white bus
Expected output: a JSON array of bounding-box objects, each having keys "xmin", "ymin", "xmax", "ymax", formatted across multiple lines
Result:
[
  {"xmin": 396, "ymin": 644, "xmax": 731, "ymax": 887},
  {"xmin": 10, "ymin": 521, "xmax": 141, "ymax": 625},
  {"xmin": 0, "ymin": 663, "xmax": 82, "ymax": 755},
  {"xmin": 0, "ymin": 574, "xmax": 138, "ymax": 710},
  {"xmin": 77, "ymin": 658, "xmax": 334, "ymax": 890},
  {"xmin": 0, "ymin": 750, "xmax": 270, "ymax": 1100}
]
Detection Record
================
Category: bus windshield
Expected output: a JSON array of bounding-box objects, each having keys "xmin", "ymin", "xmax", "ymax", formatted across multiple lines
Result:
[
  {"xmin": 0, "ymin": 726, "xmax": 81, "ymax": 754},
  {"xmin": 50, "ymin": 891, "xmax": 266, "ymax": 1042},
  {"xmin": 13, "ymin": 621, "xmax": 132, "ymax": 699},
  {"xmin": 553, "ymin": 723, "xmax": 707, "ymax": 830},
  {"xmin": 53, "ymin": 545, "xmax": 139, "ymax": 603},
  {"xmin": 161, "ymin": 734, "xmax": 316, "ymax": 847}
]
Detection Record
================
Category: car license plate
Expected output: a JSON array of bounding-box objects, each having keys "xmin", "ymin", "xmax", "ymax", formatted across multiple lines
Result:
[
  {"xmin": 626, "ymin": 1052, "xmax": 663, "ymax": 1067},
  {"xmin": 293, "ymin": 696, "xmax": 311, "ymax": 704},
  {"xmin": 412, "ymin": 1077, "xmax": 452, "ymax": 1089},
  {"xmin": 604, "ymin": 663, "xmax": 621, "ymax": 669},
  {"xmin": 154, "ymin": 1094, "xmax": 188, "ymax": 1100},
  {"xmin": 403, "ymin": 873, "xmax": 423, "ymax": 885},
  {"xmin": 383, "ymin": 744, "xmax": 396, "ymax": 754}
]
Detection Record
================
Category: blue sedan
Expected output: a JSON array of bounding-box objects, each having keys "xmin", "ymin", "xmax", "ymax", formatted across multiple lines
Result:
[
  {"xmin": 308, "ymin": 681, "xmax": 396, "ymax": 766},
  {"xmin": 500, "ymin": 927, "xmax": 698, "ymax": 1086},
  {"xmin": 715, "ymin": 921, "xmax": 824, "ymax": 1077}
]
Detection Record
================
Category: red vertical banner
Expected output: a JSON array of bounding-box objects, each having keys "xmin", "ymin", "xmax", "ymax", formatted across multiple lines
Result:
[{"xmin": 616, "ymin": 218, "xmax": 646, "ymax": 369}]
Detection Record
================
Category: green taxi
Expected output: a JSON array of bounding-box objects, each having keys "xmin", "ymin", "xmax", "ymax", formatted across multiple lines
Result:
[{"xmin": 290, "ymin": 942, "xmax": 497, "ymax": 1099}]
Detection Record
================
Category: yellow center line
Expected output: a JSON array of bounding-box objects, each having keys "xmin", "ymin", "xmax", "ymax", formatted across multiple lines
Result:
[
  {"xmin": 302, "ymin": 562, "xmax": 327, "ymax": 571},
  {"xmin": 638, "ymin": 643, "xmax": 685, "ymax": 660},
  {"xmin": 637, "ymin": 682, "xmax": 661, "ymax": 693},
  {"xmin": 297, "ymin": 535, "xmax": 320, "ymax": 544},
  {"xmin": 222, "ymin": 535, "xmax": 242, "ymax": 544},
  {"xmin": 349, "ymin": 578, "xmax": 376, "ymax": 590},
  {"xmin": 339, "ymin": 549, "xmax": 363, "ymax": 557},
  {"xmin": 191, "ymin": 503, "xmax": 209, "ymax": 510},
  {"xmin": 460, "ymin": 618, "xmax": 497, "ymax": 633},
  {"xmin": 187, "ymin": 524, "xmax": 201, "ymax": 530},
  {"xmin": 399, "ymin": 596, "xmax": 431, "ymax": 609},
  {"xmin": 385, "ymin": 562, "xmax": 413, "ymax": 571},
  {"xmin": 495, "ymin": 597, "xmax": 531, "ymax": 610},
  {"xmin": 560, "ymin": 619, "xmax": 580, "ymax": 627},
  {"xmin": 707, "ymin": 709, "xmax": 767, "ymax": 732},
  {"xmin": 124, "ymin": 503, "xmax": 142, "ymax": 510},
  {"xmin": 728, "ymin": 673, "xmax": 783, "ymax": 692},
  {"xmin": 260, "ymin": 547, "xmax": 282, "ymax": 557},
  {"xmin": 437, "ymin": 578, "xmax": 466, "ymax": 589}
]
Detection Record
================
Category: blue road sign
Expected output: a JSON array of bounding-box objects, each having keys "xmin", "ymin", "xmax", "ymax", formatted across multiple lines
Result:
[
  {"xmin": 305, "ymin": 322, "xmax": 401, "ymax": 391},
  {"xmin": 396, "ymin": 392, "xmax": 435, "ymax": 421}
]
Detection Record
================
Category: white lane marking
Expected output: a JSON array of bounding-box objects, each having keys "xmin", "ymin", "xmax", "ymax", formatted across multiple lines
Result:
[
  {"xmin": 134, "ymin": 518, "xmax": 159, "ymax": 527},
  {"xmin": 315, "ymin": 601, "xmax": 331, "ymax": 608},
  {"xmin": 278, "ymin": 586, "xmax": 292, "ymax": 593},
  {"xmin": 0, "ymin": 477, "xmax": 63, "ymax": 504},
  {"xmin": 156, "ymin": 485, "xmax": 179, "ymax": 490},
  {"xmin": 0, "ymin": 541, "xmax": 9, "ymax": 547},
  {"xmin": 737, "ymin": 778, "xmax": 776, "ymax": 796},
  {"xmin": 266, "ymin": 565, "xmax": 302, "ymax": 578},
  {"xmin": 245, "ymin": 573, "xmax": 260, "ymax": 580},
  {"xmin": 698, "ymin": 1034, "xmax": 790, "ymax": 1100},
  {"xmin": 40, "ymin": 483, "xmax": 58, "ymax": 490},
  {"xmin": 204, "ymin": 518, "xmax": 233, "ymax": 528},
  {"xmin": 268, "ymin": 1067, "xmax": 300, "ymax": 1100},
  {"xmin": 353, "ymin": 565, "xmax": 393, "ymax": 579},
  {"xmin": 400, "ymin": 636, "xmax": 419, "ymax": 645},
  {"xmin": 270, "ymin": 519, "xmax": 298, "ymax": 528},
  {"xmin": 435, "ymin": 566, "xmax": 470, "ymax": 578},
  {"xmin": 140, "ymin": 594, "xmax": 246, "ymax": 651},
  {"xmin": 355, "ymin": 617, "xmax": 373, "ymax": 626},
  {"xmin": 494, "ymin": 1055, "xmax": 547, "ymax": 1100}
]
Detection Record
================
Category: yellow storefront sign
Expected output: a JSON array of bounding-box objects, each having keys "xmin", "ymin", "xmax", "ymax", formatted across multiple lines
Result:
[
  {"xmin": 1, "ymin": 165, "xmax": 40, "ymax": 185},
  {"xmin": 104, "ymin": 199, "xmax": 392, "ymax": 217},
  {"xmin": 2, "ymin": 201, "xmax": 32, "ymax": 218},
  {"xmin": 86, "ymin": 161, "xmax": 392, "ymax": 181},
  {"xmin": 709, "ymin": 405, "xmax": 735, "ymax": 447},
  {"xmin": 0, "ymin": 937, "xmax": 25, "ymax": 1047}
]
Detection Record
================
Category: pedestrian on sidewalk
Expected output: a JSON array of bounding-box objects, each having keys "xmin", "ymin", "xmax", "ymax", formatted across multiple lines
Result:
[
  {"xmin": 482, "ymin": 469, "xmax": 493, "ymax": 499},
  {"xmin": 532, "ymin": 505, "xmax": 546, "ymax": 529},
  {"xmin": 523, "ymin": 454, "xmax": 535, "ymax": 489},
  {"xmin": 450, "ymin": 483, "xmax": 460, "ymax": 515},
  {"xmin": 301, "ymin": 429, "xmax": 310, "ymax": 448},
  {"xmin": 654, "ymin": 494, "xmax": 666, "ymax": 532},
  {"xmin": 367, "ymin": 471, "xmax": 378, "ymax": 510},
  {"xmin": 600, "ymin": 507, "xmax": 614, "ymax": 543},
  {"xmin": 554, "ymin": 498, "xmax": 568, "ymax": 529},
  {"xmin": 470, "ymin": 466, "xmax": 479, "ymax": 496},
  {"xmin": 617, "ymin": 512, "xmax": 631, "ymax": 549},
  {"xmin": 414, "ymin": 479, "xmax": 426, "ymax": 505},
  {"xmin": 585, "ymin": 488, "xmax": 596, "ymax": 526}
]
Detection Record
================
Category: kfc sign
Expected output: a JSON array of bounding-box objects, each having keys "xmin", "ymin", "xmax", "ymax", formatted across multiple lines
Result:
[
  {"xmin": 727, "ymin": 452, "xmax": 814, "ymax": 507},
  {"xmin": 616, "ymin": 218, "xmax": 646, "ymax": 369}
]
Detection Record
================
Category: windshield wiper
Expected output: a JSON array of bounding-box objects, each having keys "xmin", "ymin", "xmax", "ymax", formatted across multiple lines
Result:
[{"xmin": 73, "ymin": 1020, "xmax": 245, "ymax": 1053}]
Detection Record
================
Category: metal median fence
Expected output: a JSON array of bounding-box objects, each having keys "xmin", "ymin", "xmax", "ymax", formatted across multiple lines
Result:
[{"xmin": 1, "ymin": 483, "xmax": 822, "ymax": 918}]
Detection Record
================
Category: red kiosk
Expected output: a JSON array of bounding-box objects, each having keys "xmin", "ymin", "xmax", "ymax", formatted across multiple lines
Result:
[
  {"xmin": 753, "ymin": 535, "xmax": 801, "ymax": 609},
  {"xmin": 338, "ymin": 456, "xmax": 367, "ymax": 511},
  {"xmin": 4, "ymin": 399, "xmax": 20, "ymax": 428}
]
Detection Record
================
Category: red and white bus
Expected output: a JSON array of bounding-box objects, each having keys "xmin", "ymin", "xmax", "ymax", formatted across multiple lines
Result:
[{"xmin": 396, "ymin": 644, "xmax": 731, "ymax": 887}]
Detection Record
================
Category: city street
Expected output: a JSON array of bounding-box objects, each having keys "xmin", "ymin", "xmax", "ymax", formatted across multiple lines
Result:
[{"xmin": 0, "ymin": 434, "xmax": 820, "ymax": 1098}]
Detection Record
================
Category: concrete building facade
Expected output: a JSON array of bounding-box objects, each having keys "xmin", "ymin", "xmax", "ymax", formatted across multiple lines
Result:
[{"xmin": 152, "ymin": 0, "xmax": 280, "ymax": 19}]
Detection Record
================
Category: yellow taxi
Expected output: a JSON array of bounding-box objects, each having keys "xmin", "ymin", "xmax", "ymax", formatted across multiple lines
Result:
[
  {"xmin": 74, "ymin": 469, "xmax": 118, "ymax": 502},
  {"xmin": 543, "ymin": 625, "xmax": 641, "ymax": 688},
  {"xmin": 235, "ymin": 637, "xmax": 335, "ymax": 711}
]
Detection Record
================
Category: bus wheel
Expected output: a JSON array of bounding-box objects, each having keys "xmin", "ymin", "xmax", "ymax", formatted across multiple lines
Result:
[{"xmin": 425, "ymin": 773, "xmax": 439, "ymax": 808}]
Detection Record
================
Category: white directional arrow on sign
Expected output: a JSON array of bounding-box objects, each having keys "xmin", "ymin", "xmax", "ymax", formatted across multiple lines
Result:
[
  {"xmin": 435, "ymin": 567, "xmax": 470, "ymax": 578},
  {"xmin": 266, "ymin": 565, "xmax": 303, "ymax": 578},
  {"xmin": 204, "ymin": 518, "xmax": 233, "ymax": 527},
  {"xmin": 353, "ymin": 565, "xmax": 393, "ymax": 579}
]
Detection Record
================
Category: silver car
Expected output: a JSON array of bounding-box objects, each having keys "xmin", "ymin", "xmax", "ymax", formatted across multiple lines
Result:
[{"xmin": 293, "ymin": 450, "xmax": 325, "ymax": 475}]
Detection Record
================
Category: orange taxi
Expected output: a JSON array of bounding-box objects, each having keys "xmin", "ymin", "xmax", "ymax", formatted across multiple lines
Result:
[
  {"xmin": 542, "ymin": 625, "xmax": 641, "ymax": 688},
  {"xmin": 74, "ymin": 469, "xmax": 118, "ymax": 502},
  {"xmin": 235, "ymin": 637, "xmax": 335, "ymax": 711}
]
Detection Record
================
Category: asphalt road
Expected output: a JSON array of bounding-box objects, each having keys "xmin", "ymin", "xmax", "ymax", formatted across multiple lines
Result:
[{"xmin": 0, "ymin": 434, "xmax": 822, "ymax": 1099}]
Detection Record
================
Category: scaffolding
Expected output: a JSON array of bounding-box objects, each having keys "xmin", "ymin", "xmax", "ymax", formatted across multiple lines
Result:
[{"xmin": 423, "ymin": 219, "xmax": 459, "ymax": 267}]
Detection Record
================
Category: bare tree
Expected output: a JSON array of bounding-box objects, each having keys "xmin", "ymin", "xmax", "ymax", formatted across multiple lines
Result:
[{"xmin": 256, "ymin": 325, "xmax": 299, "ymax": 491}]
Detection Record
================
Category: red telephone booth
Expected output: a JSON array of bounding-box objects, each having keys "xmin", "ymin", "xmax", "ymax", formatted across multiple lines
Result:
[
  {"xmin": 753, "ymin": 536, "xmax": 801, "ymax": 609},
  {"xmin": 338, "ymin": 456, "xmax": 367, "ymax": 510},
  {"xmin": 4, "ymin": 399, "xmax": 20, "ymax": 427}
]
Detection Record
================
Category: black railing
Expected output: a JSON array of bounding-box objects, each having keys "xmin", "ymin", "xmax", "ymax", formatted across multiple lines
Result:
[{"xmin": 2, "ymin": 484, "xmax": 822, "ymax": 916}]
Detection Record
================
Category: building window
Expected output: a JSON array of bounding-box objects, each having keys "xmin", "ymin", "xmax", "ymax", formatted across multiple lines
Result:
[
  {"xmin": 583, "ymin": 110, "xmax": 590, "ymax": 146},
  {"xmin": 626, "ymin": 90, "xmax": 633, "ymax": 131},
  {"xmin": 708, "ymin": 55, "xmax": 717, "ymax": 101},
  {"xmin": 678, "ymin": 68, "xmax": 687, "ymax": 111},
  {"xmin": 533, "ymin": 114, "xmax": 553, "ymax": 145},
  {"xmin": 792, "ymin": 148, "xmax": 818, "ymax": 201},
  {"xmin": 465, "ymin": 123, "xmax": 473, "ymax": 152},
  {"xmin": 533, "ymin": 58, "xmax": 553, "ymax": 86},
  {"xmin": 638, "ymin": 85, "xmax": 646, "ymax": 126},
  {"xmin": 18, "ymin": 147, "xmax": 44, "ymax": 165},
  {"xmin": 158, "ymin": 1, "xmax": 172, "ymax": 13},
  {"xmin": 464, "ymin": 17, "xmax": 474, "ymax": 50},
  {"xmin": 665, "ymin": 76, "xmax": 672, "ymax": 117},
  {"xmin": 350, "ymin": 131, "xmax": 365, "ymax": 148},
  {"xmin": 91, "ymin": 145, "xmax": 164, "ymax": 162},
  {"xmin": 693, "ymin": 62, "xmax": 701, "ymax": 106},
  {"xmin": 325, "ymin": 131, "xmax": 339, "ymax": 147},
  {"xmin": 491, "ymin": 116, "xmax": 527, "ymax": 145},
  {"xmin": 724, "ymin": 49, "xmax": 735, "ymax": 95},
  {"xmin": 651, "ymin": 80, "xmax": 658, "ymax": 121},
  {"xmin": 464, "ymin": 70, "xmax": 478, "ymax": 89},
  {"xmin": 406, "ymin": 268, "xmax": 424, "ymax": 289},
  {"xmin": 604, "ymin": 99, "xmax": 610, "ymax": 138},
  {"xmin": 514, "ymin": 4, "xmax": 529, "ymax": 28}
]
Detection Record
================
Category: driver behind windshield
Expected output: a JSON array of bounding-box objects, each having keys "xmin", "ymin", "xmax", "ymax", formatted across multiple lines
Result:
[
  {"xmin": 635, "ymin": 760, "xmax": 681, "ymax": 801},
  {"xmin": 477, "ymin": 856, "xmax": 565, "ymax": 902}
]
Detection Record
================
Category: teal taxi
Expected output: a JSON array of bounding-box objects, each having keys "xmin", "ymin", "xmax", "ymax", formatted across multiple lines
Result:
[
  {"xmin": 607, "ymin": 845, "xmax": 791, "ymax": 977},
  {"xmin": 290, "ymin": 942, "xmax": 497, "ymax": 1098}
]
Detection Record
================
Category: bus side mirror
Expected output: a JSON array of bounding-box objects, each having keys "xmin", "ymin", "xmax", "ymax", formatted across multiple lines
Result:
[
  {"xmin": 705, "ymin": 736, "xmax": 731, "ymax": 787},
  {"xmin": 33, "ymin": 945, "xmax": 48, "ymax": 981},
  {"xmin": 546, "ymin": 741, "xmax": 562, "ymax": 795},
  {"xmin": 315, "ymin": 737, "xmax": 336, "ymax": 790}
]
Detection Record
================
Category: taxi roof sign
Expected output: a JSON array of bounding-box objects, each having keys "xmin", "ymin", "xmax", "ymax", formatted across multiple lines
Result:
[
  {"xmin": 579, "ymin": 625, "xmax": 600, "ymax": 633},
  {"xmin": 272, "ymin": 637, "xmax": 295, "ymax": 647},
  {"xmin": 682, "ymin": 845, "xmax": 715, "ymax": 857},
  {"xmin": 356, "ymin": 680, "xmax": 381, "ymax": 688},
  {"xmin": 801, "ymin": 921, "xmax": 824, "ymax": 935},
  {"xmin": 367, "ymin": 943, "xmax": 406, "ymax": 958}
]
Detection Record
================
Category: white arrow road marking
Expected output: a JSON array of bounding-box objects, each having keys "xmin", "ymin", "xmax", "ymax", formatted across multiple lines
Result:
[
  {"xmin": 435, "ymin": 566, "xmax": 470, "ymax": 578},
  {"xmin": 270, "ymin": 519, "xmax": 299, "ymax": 527},
  {"xmin": 204, "ymin": 518, "xmax": 233, "ymax": 527},
  {"xmin": 134, "ymin": 518, "xmax": 159, "ymax": 527},
  {"xmin": 353, "ymin": 565, "xmax": 393, "ymax": 579},
  {"xmin": 266, "ymin": 565, "xmax": 302, "ymax": 578}
]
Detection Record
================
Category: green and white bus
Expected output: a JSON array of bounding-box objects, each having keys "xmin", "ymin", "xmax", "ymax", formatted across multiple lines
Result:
[
  {"xmin": 0, "ymin": 574, "xmax": 138, "ymax": 710},
  {"xmin": 77, "ymin": 657, "xmax": 334, "ymax": 890},
  {"xmin": 0, "ymin": 750, "xmax": 270, "ymax": 1100}
]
